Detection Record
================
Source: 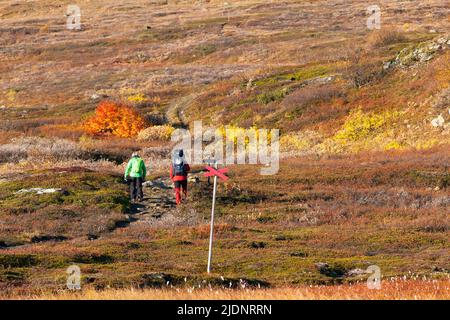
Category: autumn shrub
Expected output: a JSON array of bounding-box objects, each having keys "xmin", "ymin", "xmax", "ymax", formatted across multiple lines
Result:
[
  {"xmin": 83, "ymin": 101, "xmax": 146, "ymax": 138},
  {"xmin": 334, "ymin": 108, "xmax": 401, "ymax": 143},
  {"xmin": 137, "ymin": 125, "xmax": 175, "ymax": 141},
  {"xmin": 127, "ymin": 93, "xmax": 147, "ymax": 103},
  {"xmin": 280, "ymin": 131, "xmax": 322, "ymax": 153},
  {"xmin": 367, "ymin": 29, "xmax": 407, "ymax": 48},
  {"xmin": 215, "ymin": 125, "xmax": 274, "ymax": 150},
  {"xmin": 282, "ymin": 84, "xmax": 343, "ymax": 109},
  {"xmin": 346, "ymin": 61, "xmax": 383, "ymax": 88},
  {"xmin": 345, "ymin": 49, "xmax": 384, "ymax": 88}
]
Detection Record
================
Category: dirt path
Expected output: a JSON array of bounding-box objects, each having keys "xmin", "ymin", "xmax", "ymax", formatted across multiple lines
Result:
[
  {"xmin": 128, "ymin": 177, "xmax": 176, "ymax": 226},
  {"xmin": 166, "ymin": 92, "xmax": 201, "ymax": 126},
  {"xmin": 127, "ymin": 176, "xmax": 199, "ymax": 228}
]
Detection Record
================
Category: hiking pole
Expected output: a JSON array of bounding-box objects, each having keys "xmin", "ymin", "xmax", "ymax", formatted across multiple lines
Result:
[{"xmin": 207, "ymin": 160, "xmax": 218, "ymax": 274}]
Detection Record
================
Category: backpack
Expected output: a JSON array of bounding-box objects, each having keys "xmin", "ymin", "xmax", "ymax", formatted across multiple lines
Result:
[
  {"xmin": 173, "ymin": 161, "xmax": 186, "ymax": 176},
  {"xmin": 131, "ymin": 158, "xmax": 143, "ymax": 175}
]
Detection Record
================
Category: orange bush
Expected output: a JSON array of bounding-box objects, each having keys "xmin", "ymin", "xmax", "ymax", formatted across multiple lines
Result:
[{"xmin": 83, "ymin": 101, "xmax": 146, "ymax": 138}]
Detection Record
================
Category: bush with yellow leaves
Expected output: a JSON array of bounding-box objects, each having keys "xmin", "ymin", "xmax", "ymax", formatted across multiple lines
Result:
[
  {"xmin": 215, "ymin": 125, "xmax": 274, "ymax": 147},
  {"xmin": 334, "ymin": 108, "xmax": 401, "ymax": 144},
  {"xmin": 280, "ymin": 130, "xmax": 322, "ymax": 153},
  {"xmin": 127, "ymin": 93, "xmax": 147, "ymax": 103},
  {"xmin": 137, "ymin": 125, "xmax": 175, "ymax": 141}
]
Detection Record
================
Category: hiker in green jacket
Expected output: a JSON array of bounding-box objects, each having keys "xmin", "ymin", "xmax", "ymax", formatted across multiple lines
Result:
[{"xmin": 124, "ymin": 152, "xmax": 147, "ymax": 202}]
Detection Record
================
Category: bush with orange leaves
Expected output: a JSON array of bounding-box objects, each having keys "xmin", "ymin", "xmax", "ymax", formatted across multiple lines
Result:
[{"xmin": 83, "ymin": 101, "xmax": 146, "ymax": 138}]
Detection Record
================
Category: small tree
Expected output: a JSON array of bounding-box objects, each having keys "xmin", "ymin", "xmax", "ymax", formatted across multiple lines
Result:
[{"xmin": 84, "ymin": 101, "xmax": 146, "ymax": 138}]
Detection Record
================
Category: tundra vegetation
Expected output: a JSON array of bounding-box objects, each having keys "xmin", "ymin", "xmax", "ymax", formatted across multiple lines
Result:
[{"xmin": 0, "ymin": 0, "xmax": 448, "ymax": 299}]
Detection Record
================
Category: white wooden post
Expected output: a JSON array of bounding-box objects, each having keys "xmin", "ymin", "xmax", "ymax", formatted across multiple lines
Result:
[{"xmin": 207, "ymin": 160, "xmax": 218, "ymax": 274}]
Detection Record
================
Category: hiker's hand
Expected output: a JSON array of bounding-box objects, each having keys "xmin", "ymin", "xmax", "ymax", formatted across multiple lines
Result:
[{"xmin": 124, "ymin": 178, "xmax": 128, "ymax": 182}]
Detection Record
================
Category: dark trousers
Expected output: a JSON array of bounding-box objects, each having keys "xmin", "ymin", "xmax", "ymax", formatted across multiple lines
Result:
[{"xmin": 129, "ymin": 177, "xmax": 143, "ymax": 201}]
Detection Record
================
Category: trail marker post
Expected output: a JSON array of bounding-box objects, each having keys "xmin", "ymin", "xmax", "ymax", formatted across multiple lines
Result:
[{"xmin": 203, "ymin": 160, "xmax": 229, "ymax": 274}]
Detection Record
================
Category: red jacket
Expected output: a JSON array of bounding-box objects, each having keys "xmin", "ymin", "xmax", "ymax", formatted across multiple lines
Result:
[{"xmin": 170, "ymin": 164, "xmax": 190, "ymax": 182}]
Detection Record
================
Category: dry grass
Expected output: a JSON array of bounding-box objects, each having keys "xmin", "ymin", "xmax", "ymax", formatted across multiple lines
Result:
[
  {"xmin": 367, "ymin": 29, "xmax": 408, "ymax": 48},
  {"xmin": 0, "ymin": 136, "xmax": 82, "ymax": 163},
  {"xmin": 0, "ymin": 0, "xmax": 448, "ymax": 299},
  {"xmin": 8, "ymin": 279, "xmax": 449, "ymax": 300},
  {"xmin": 0, "ymin": 148, "xmax": 447, "ymax": 296}
]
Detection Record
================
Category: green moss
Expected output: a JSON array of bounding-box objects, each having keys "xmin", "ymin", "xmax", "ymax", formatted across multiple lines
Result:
[
  {"xmin": 282, "ymin": 65, "xmax": 330, "ymax": 82},
  {"xmin": 254, "ymin": 65, "xmax": 331, "ymax": 87},
  {"xmin": 257, "ymin": 215, "xmax": 277, "ymax": 223},
  {"xmin": 0, "ymin": 171, "xmax": 129, "ymax": 214},
  {"xmin": 256, "ymin": 87, "xmax": 291, "ymax": 104},
  {"xmin": 0, "ymin": 270, "xmax": 26, "ymax": 282}
]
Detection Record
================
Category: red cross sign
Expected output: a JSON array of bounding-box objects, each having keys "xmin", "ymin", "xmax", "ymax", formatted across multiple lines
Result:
[{"xmin": 204, "ymin": 166, "xmax": 229, "ymax": 181}]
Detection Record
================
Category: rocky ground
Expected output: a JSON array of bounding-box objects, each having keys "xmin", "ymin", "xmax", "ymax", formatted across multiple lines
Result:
[{"xmin": 128, "ymin": 176, "xmax": 199, "ymax": 228}]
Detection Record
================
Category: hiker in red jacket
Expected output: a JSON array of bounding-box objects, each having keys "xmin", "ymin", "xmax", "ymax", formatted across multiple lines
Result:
[{"xmin": 170, "ymin": 149, "xmax": 190, "ymax": 205}]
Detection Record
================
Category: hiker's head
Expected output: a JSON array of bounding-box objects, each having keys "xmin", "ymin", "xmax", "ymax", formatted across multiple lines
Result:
[
  {"xmin": 132, "ymin": 152, "xmax": 139, "ymax": 158},
  {"xmin": 173, "ymin": 149, "xmax": 184, "ymax": 158}
]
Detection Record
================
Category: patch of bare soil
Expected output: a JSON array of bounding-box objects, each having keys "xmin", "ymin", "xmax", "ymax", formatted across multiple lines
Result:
[{"xmin": 127, "ymin": 176, "xmax": 200, "ymax": 228}]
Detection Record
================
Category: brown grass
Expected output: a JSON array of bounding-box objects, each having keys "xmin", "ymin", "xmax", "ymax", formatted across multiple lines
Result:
[
  {"xmin": 0, "ymin": 0, "xmax": 448, "ymax": 299},
  {"xmin": 367, "ymin": 29, "xmax": 408, "ymax": 48},
  {"xmin": 7, "ymin": 279, "xmax": 449, "ymax": 300}
]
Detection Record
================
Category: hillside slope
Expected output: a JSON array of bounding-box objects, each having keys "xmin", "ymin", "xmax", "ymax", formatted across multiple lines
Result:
[{"xmin": 0, "ymin": 0, "xmax": 448, "ymax": 297}]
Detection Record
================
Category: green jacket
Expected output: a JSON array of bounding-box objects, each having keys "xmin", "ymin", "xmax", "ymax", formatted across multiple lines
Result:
[{"xmin": 124, "ymin": 157, "xmax": 147, "ymax": 179}]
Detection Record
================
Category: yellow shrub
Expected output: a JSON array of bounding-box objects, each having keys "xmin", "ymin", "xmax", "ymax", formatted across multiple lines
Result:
[
  {"xmin": 414, "ymin": 139, "xmax": 439, "ymax": 150},
  {"xmin": 78, "ymin": 134, "xmax": 95, "ymax": 148},
  {"xmin": 384, "ymin": 140, "xmax": 403, "ymax": 150},
  {"xmin": 215, "ymin": 125, "xmax": 273, "ymax": 148},
  {"xmin": 6, "ymin": 89, "xmax": 17, "ymax": 102},
  {"xmin": 137, "ymin": 125, "xmax": 175, "ymax": 141},
  {"xmin": 334, "ymin": 108, "xmax": 401, "ymax": 144},
  {"xmin": 280, "ymin": 131, "xmax": 321, "ymax": 152},
  {"xmin": 127, "ymin": 93, "xmax": 147, "ymax": 103}
]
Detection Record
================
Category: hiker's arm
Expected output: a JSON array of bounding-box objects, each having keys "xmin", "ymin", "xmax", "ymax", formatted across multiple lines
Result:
[
  {"xmin": 185, "ymin": 164, "xmax": 191, "ymax": 172},
  {"xmin": 124, "ymin": 160, "xmax": 132, "ymax": 178},
  {"xmin": 169, "ymin": 166, "xmax": 173, "ymax": 180}
]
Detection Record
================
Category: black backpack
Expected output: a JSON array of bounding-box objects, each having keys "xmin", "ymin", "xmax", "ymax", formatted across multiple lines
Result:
[{"xmin": 173, "ymin": 161, "xmax": 186, "ymax": 176}]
